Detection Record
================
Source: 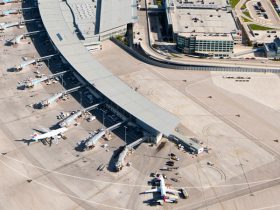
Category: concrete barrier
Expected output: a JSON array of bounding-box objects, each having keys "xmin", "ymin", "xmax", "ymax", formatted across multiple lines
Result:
[{"xmin": 110, "ymin": 37, "xmax": 280, "ymax": 73}]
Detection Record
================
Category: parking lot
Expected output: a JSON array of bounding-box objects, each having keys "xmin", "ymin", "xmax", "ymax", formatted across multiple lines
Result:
[{"xmin": 247, "ymin": 0, "xmax": 280, "ymax": 28}]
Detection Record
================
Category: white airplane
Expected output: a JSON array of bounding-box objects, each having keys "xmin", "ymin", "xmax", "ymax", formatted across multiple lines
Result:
[
  {"xmin": 7, "ymin": 34, "xmax": 24, "ymax": 45},
  {"xmin": 0, "ymin": 9, "xmax": 21, "ymax": 16},
  {"xmin": 0, "ymin": 0, "xmax": 21, "ymax": 5},
  {"xmin": 144, "ymin": 174, "xmax": 179, "ymax": 204},
  {"xmin": 0, "ymin": 22, "xmax": 21, "ymax": 30},
  {"xmin": 85, "ymin": 128, "xmax": 106, "ymax": 149},
  {"xmin": 84, "ymin": 122, "xmax": 123, "ymax": 150},
  {"xmin": 31, "ymin": 127, "xmax": 68, "ymax": 145}
]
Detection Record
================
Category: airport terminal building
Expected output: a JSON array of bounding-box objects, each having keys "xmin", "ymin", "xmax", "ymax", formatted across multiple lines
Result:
[
  {"xmin": 59, "ymin": 0, "xmax": 138, "ymax": 43},
  {"xmin": 177, "ymin": 33, "xmax": 234, "ymax": 58},
  {"xmin": 38, "ymin": 0, "xmax": 204, "ymax": 154},
  {"xmin": 165, "ymin": 0, "xmax": 241, "ymax": 57},
  {"xmin": 264, "ymin": 38, "xmax": 280, "ymax": 59}
]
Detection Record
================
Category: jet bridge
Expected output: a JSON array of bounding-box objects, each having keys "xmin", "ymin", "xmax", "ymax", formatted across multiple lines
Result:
[
  {"xmin": 15, "ymin": 54, "xmax": 57, "ymax": 71},
  {"xmin": 84, "ymin": 122, "xmax": 124, "ymax": 150},
  {"xmin": 0, "ymin": 7, "xmax": 37, "ymax": 16},
  {"xmin": 0, "ymin": 9, "xmax": 21, "ymax": 16},
  {"xmin": 8, "ymin": 30, "xmax": 44, "ymax": 45},
  {"xmin": 59, "ymin": 103, "xmax": 103, "ymax": 127},
  {"xmin": 18, "ymin": 70, "xmax": 68, "ymax": 89},
  {"xmin": 115, "ymin": 137, "xmax": 146, "ymax": 171},
  {"xmin": 0, "ymin": 22, "xmax": 21, "ymax": 30},
  {"xmin": 0, "ymin": 0, "xmax": 21, "ymax": 4},
  {"xmin": 37, "ymin": 86, "xmax": 82, "ymax": 108},
  {"xmin": 0, "ymin": 19, "xmax": 40, "ymax": 30}
]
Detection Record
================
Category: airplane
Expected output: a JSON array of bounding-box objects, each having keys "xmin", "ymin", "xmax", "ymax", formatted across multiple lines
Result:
[
  {"xmin": 84, "ymin": 122, "xmax": 123, "ymax": 150},
  {"xmin": 84, "ymin": 128, "xmax": 106, "ymax": 149},
  {"xmin": 143, "ymin": 174, "xmax": 179, "ymax": 205},
  {"xmin": 0, "ymin": 0, "xmax": 21, "ymax": 5},
  {"xmin": 30, "ymin": 127, "xmax": 68, "ymax": 145},
  {"xmin": 6, "ymin": 31, "xmax": 44, "ymax": 45},
  {"xmin": 0, "ymin": 22, "xmax": 22, "ymax": 30},
  {"xmin": 0, "ymin": 9, "xmax": 21, "ymax": 16},
  {"xmin": 7, "ymin": 34, "xmax": 24, "ymax": 45}
]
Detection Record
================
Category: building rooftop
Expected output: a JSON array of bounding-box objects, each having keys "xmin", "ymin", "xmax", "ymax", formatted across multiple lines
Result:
[
  {"xmin": 171, "ymin": 8, "xmax": 237, "ymax": 35},
  {"xmin": 38, "ymin": 0, "xmax": 179, "ymax": 136},
  {"xmin": 99, "ymin": 0, "xmax": 137, "ymax": 34},
  {"xmin": 60, "ymin": 0, "xmax": 98, "ymax": 41},
  {"xmin": 172, "ymin": 0, "xmax": 228, "ymax": 8},
  {"xmin": 58, "ymin": 0, "xmax": 137, "ymax": 43},
  {"xmin": 179, "ymin": 32, "xmax": 233, "ymax": 41}
]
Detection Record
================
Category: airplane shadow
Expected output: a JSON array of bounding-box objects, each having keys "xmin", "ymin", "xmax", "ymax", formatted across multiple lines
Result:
[
  {"xmin": 14, "ymin": 139, "xmax": 35, "ymax": 146},
  {"xmin": 74, "ymin": 140, "xmax": 86, "ymax": 152},
  {"xmin": 143, "ymin": 199, "xmax": 160, "ymax": 206},
  {"xmin": 15, "ymin": 138, "xmax": 51, "ymax": 147},
  {"xmin": 7, "ymin": 67, "xmax": 16, "ymax": 72},
  {"xmin": 32, "ymin": 128, "xmax": 47, "ymax": 134},
  {"xmin": 17, "ymin": 85, "xmax": 25, "ymax": 90},
  {"xmin": 4, "ymin": 42, "xmax": 12, "ymax": 47},
  {"xmin": 142, "ymin": 194, "xmax": 162, "ymax": 206},
  {"xmin": 107, "ymin": 145, "xmax": 125, "ymax": 172},
  {"xmin": 49, "ymin": 124, "xmax": 60, "ymax": 130},
  {"xmin": 32, "ymin": 103, "xmax": 42, "ymax": 110}
]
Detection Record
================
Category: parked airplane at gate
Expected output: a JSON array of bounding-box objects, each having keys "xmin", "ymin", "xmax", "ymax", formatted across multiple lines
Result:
[
  {"xmin": 0, "ymin": 0, "xmax": 21, "ymax": 5},
  {"xmin": 31, "ymin": 127, "xmax": 68, "ymax": 145}
]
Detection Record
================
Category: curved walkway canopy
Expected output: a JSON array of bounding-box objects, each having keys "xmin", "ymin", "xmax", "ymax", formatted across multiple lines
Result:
[{"xmin": 38, "ymin": 0, "xmax": 179, "ymax": 136}]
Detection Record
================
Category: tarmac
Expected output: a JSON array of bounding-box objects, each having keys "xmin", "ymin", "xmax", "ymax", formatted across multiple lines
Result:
[
  {"xmin": 0, "ymin": 2, "xmax": 280, "ymax": 210},
  {"xmin": 92, "ymin": 40, "xmax": 280, "ymax": 210}
]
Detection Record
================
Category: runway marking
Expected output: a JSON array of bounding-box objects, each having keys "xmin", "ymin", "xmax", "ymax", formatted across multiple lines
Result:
[
  {"xmin": 253, "ymin": 203, "xmax": 280, "ymax": 210},
  {"xmin": 1, "ymin": 153, "xmax": 280, "ymax": 189},
  {"xmin": 0, "ymin": 157, "xmax": 131, "ymax": 210}
]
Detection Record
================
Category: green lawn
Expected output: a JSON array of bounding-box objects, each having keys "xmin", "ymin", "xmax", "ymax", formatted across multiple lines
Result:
[
  {"xmin": 229, "ymin": 0, "xmax": 240, "ymax": 8},
  {"xmin": 241, "ymin": 0, "xmax": 249, "ymax": 9},
  {"xmin": 242, "ymin": 17, "xmax": 251, "ymax": 22},
  {"xmin": 243, "ymin": 11, "xmax": 252, "ymax": 18},
  {"xmin": 249, "ymin": 24, "xmax": 274, "ymax": 31}
]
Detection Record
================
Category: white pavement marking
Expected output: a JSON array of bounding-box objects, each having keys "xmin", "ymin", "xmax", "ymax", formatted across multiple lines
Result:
[
  {"xmin": 0, "ymin": 157, "xmax": 131, "ymax": 210},
  {"xmin": 2, "ymin": 154, "xmax": 280, "ymax": 189}
]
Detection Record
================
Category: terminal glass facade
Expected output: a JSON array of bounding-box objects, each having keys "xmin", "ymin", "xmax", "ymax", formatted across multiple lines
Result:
[{"xmin": 177, "ymin": 35, "xmax": 234, "ymax": 57}]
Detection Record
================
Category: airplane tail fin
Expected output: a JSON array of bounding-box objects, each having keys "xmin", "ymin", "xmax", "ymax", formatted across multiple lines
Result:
[{"xmin": 31, "ymin": 132, "xmax": 38, "ymax": 138}]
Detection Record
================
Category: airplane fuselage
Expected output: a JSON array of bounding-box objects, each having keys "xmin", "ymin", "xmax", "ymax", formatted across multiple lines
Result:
[
  {"xmin": 32, "ymin": 127, "xmax": 67, "ymax": 142},
  {"xmin": 85, "ymin": 129, "xmax": 106, "ymax": 147},
  {"xmin": 159, "ymin": 175, "xmax": 167, "ymax": 197}
]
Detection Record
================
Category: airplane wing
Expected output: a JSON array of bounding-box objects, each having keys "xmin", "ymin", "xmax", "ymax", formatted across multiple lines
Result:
[
  {"xmin": 144, "ymin": 188, "xmax": 160, "ymax": 193},
  {"xmin": 166, "ymin": 189, "xmax": 179, "ymax": 195},
  {"xmin": 162, "ymin": 198, "xmax": 177, "ymax": 203},
  {"xmin": 40, "ymin": 127, "xmax": 50, "ymax": 133},
  {"xmin": 33, "ymin": 127, "xmax": 50, "ymax": 134}
]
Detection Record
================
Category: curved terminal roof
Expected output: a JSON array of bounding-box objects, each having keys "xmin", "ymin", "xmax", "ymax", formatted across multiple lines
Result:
[{"xmin": 38, "ymin": 0, "xmax": 179, "ymax": 136}]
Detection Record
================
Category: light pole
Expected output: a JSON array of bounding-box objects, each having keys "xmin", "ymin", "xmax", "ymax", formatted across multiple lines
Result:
[
  {"xmin": 124, "ymin": 126, "xmax": 127, "ymax": 145},
  {"xmin": 61, "ymin": 74, "xmax": 64, "ymax": 87},
  {"xmin": 79, "ymin": 91, "xmax": 83, "ymax": 106},
  {"xmin": 102, "ymin": 110, "xmax": 105, "ymax": 129}
]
